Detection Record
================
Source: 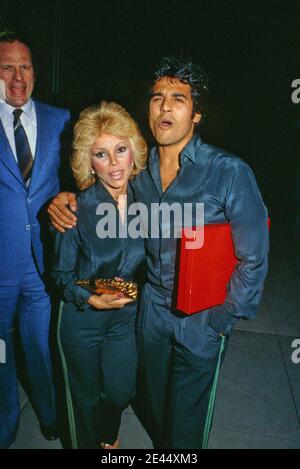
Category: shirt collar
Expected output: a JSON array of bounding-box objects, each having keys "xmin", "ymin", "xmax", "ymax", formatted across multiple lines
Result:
[
  {"xmin": 94, "ymin": 180, "xmax": 135, "ymax": 205},
  {"xmin": 149, "ymin": 133, "xmax": 203, "ymax": 167},
  {"xmin": 180, "ymin": 133, "xmax": 202, "ymax": 164},
  {"xmin": 0, "ymin": 97, "xmax": 35, "ymax": 120}
]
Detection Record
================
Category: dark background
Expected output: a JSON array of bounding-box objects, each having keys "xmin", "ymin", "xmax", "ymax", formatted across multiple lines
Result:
[{"xmin": 2, "ymin": 0, "xmax": 300, "ymax": 227}]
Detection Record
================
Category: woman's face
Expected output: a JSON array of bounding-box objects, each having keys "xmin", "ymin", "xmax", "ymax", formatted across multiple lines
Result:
[{"xmin": 91, "ymin": 133, "xmax": 134, "ymax": 198}]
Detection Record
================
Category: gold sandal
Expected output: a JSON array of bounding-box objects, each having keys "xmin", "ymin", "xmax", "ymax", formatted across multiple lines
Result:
[{"xmin": 100, "ymin": 439, "xmax": 120, "ymax": 449}]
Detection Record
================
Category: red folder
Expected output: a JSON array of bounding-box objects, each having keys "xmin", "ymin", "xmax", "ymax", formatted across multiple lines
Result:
[
  {"xmin": 176, "ymin": 224, "xmax": 237, "ymax": 315},
  {"xmin": 176, "ymin": 221, "xmax": 270, "ymax": 315}
]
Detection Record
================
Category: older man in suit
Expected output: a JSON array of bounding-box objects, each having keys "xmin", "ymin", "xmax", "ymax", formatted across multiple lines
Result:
[{"xmin": 0, "ymin": 33, "xmax": 71, "ymax": 448}]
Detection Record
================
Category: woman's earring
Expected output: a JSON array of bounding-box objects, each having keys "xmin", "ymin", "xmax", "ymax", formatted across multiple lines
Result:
[{"xmin": 91, "ymin": 169, "xmax": 95, "ymax": 175}]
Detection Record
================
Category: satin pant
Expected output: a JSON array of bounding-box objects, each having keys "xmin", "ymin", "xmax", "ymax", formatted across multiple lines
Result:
[
  {"xmin": 136, "ymin": 283, "xmax": 227, "ymax": 449},
  {"xmin": 58, "ymin": 301, "xmax": 137, "ymax": 449}
]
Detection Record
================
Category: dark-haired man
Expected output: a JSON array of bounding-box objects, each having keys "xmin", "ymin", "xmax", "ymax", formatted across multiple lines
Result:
[
  {"xmin": 0, "ymin": 33, "xmax": 71, "ymax": 448},
  {"xmin": 48, "ymin": 57, "xmax": 269, "ymax": 449}
]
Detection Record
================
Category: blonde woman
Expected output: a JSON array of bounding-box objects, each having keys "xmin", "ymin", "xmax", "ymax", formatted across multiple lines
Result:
[{"xmin": 52, "ymin": 101, "xmax": 147, "ymax": 449}]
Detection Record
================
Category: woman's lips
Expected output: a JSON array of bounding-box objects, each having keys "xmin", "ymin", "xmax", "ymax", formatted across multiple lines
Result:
[{"xmin": 109, "ymin": 170, "xmax": 124, "ymax": 180}]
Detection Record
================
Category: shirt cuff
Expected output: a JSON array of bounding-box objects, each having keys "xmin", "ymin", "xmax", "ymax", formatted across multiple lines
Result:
[{"xmin": 64, "ymin": 284, "xmax": 92, "ymax": 311}]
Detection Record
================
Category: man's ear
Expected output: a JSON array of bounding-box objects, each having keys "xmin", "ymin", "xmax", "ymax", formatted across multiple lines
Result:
[{"xmin": 192, "ymin": 112, "xmax": 202, "ymax": 124}]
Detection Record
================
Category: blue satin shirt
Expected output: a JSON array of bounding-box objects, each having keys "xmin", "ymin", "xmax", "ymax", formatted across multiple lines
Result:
[{"xmin": 133, "ymin": 134, "xmax": 269, "ymax": 336}]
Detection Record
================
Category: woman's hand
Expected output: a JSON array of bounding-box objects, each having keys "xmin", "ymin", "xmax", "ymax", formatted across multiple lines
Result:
[
  {"xmin": 87, "ymin": 293, "xmax": 134, "ymax": 310},
  {"xmin": 47, "ymin": 192, "xmax": 78, "ymax": 233}
]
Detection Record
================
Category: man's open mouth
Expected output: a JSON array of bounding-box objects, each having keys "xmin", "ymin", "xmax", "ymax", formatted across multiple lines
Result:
[{"xmin": 158, "ymin": 119, "xmax": 173, "ymax": 129}]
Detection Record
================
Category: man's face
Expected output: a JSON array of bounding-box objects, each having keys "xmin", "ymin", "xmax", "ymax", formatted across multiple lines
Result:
[
  {"xmin": 149, "ymin": 77, "xmax": 201, "ymax": 150},
  {"xmin": 0, "ymin": 41, "xmax": 35, "ymax": 107}
]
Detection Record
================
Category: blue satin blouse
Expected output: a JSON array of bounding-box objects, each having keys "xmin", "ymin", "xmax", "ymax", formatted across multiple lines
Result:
[{"xmin": 52, "ymin": 182, "xmax": 145, "ymax": 312}]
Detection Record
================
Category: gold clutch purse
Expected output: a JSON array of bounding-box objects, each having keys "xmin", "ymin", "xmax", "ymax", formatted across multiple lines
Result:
[{"xmin": 76, "ymin": 278, "xmax": 138, "ymax": 300}]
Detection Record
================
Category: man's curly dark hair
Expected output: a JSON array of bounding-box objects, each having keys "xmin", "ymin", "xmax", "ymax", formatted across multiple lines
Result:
[{"xmin": 149, "ymin": 56, "xmax": 209, "ymax": 119}]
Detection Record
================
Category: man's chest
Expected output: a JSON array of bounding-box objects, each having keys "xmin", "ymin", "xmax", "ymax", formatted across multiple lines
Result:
[{"xmin": 135, "ymin": 167, "xmax": 229, "ymax": 229}]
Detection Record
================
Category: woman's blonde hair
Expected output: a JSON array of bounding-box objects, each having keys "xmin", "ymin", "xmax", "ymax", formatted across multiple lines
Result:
[{"xmin": 71, "ymin": 101, "xmax": 148, "ymax": 190}]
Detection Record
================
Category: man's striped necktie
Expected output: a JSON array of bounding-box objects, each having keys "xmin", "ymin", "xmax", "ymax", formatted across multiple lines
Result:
[{"xmin": 13, "ymin": 108, "xmax": 33, "ymax": 184}]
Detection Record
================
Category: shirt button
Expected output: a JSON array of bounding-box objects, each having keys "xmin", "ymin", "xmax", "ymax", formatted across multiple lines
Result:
[
  {"xmin": 25, "ymin": 224, "xmax": 31, "ymax": 231},
  {"xmin": 26, "ymin": 198, "xmax": 32, "ymax": 203}
]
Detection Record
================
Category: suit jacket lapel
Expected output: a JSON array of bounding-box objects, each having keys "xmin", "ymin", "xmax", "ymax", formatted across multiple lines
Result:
[
  {"xmin": 28, "ymin": 100, "xmax": 49, "ymax": 196},
  {"xmin": 0, "ymin": 118, "xmax": 25, "ymax": 187}
]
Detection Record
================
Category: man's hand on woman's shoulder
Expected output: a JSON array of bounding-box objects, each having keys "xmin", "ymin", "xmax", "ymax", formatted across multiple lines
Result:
[{"xmin": 48, "ymin": 191, "xmax": 78, "ymax": 232}]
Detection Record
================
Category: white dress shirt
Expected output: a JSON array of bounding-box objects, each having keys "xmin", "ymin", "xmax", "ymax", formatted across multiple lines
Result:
[{"xmin": 0, "ymin": 98, "xmax": 37, "ymax": 161}]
